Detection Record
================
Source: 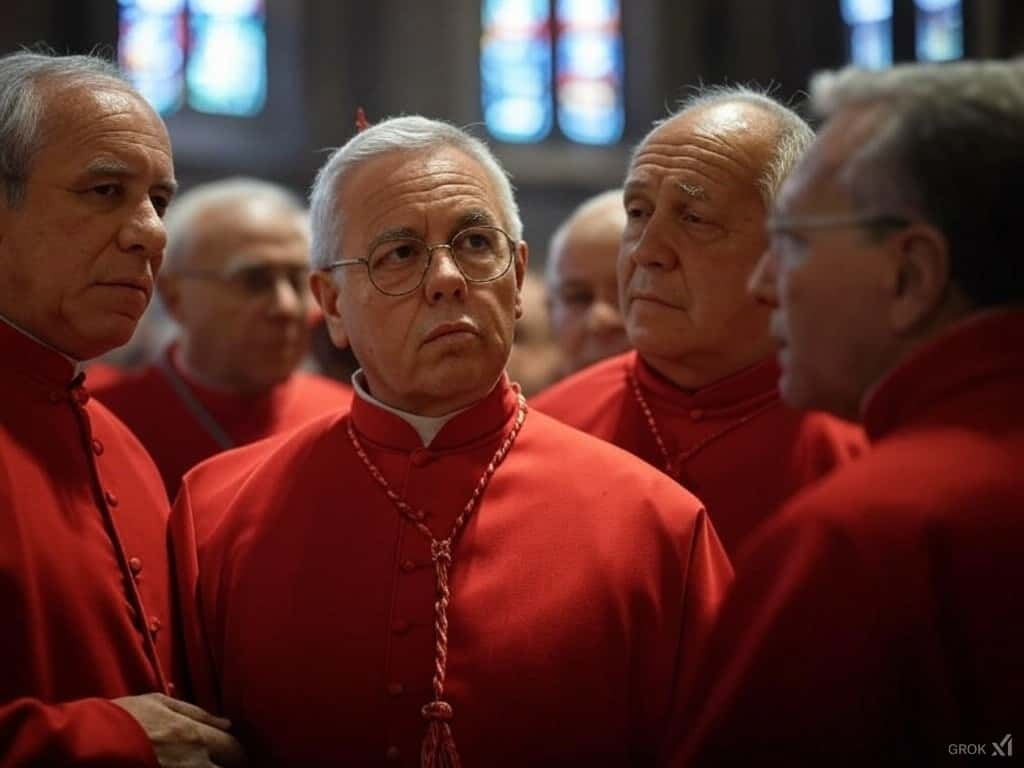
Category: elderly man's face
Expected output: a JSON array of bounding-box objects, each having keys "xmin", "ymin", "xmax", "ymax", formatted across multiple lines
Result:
[
  {"xmin": 619, "ymin": 103, "xmax": 776, "ymax": 387},
  {"xmin": 160, "ymin": 199, "xmax": 311, "ymax": 393},
  {"xmin": 748, "ymin": 108, "xmax": 899, "ymax": 420},
  {"xmin": 547, "ymin": 202, "xmax": 630, "ymax": 375},
  {"xmin": 313, "ymin": 147, "xmax": 526, "ymax": 416},
  {"xmin": 0, "ymin": 83, "xmax": 175, "ymax": 360}
]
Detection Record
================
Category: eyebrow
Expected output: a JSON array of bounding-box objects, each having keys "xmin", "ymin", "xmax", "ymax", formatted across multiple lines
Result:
[
  {"xmin": 80, "ymin": 159, "xmax": 179, "ymax": 197},
  {"xmin": 368, "ymin": 209, "xmax": 501, "ymax": 249},
  {"xmin": 675, "ymin": 181, "xmax": 708, "ymax": 200}
]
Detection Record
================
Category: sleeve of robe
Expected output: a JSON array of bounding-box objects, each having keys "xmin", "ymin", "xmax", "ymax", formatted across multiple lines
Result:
[
  {"xmin": 662, "ymin": 504, "xmax": 898, "ymax": 767},
  {"xmin": 0, "ymin": 697, "xmax": 157, "ymax": 767}
]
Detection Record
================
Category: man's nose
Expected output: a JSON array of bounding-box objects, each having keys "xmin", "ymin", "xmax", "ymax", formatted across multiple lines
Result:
[
  {"xmin": 586, "ymin": 298, "xmax": 624, "ymax": 333},
  {"xmin": 267, "ymin": 274, "xmax": 306, "ymax": 316},
  {"xmin": 423, "ymin": 247, "xmax": 466, "ymax": 302},
  {"xmin": 629, "ymin": 214, "xmax": 679, "ymax": 270},
  {"xmin": 118, "ymin": 198, "xmax": 167, "ymax": 265},
  {"xmin": 748, "ymin": 248, "xmax": 780, "ymax": 308}
]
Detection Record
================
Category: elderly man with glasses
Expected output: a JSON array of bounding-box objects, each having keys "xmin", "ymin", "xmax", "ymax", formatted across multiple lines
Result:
[
  {"xmin": 169, "ymin": 115, "xmax": 732, "ymax": 767},
  {"xmin": 94, "ymin": 177, "xmax": 351, "ymax": 498},
  {"xmin": 668, "ymin": 59, "xmax": 1024, "ymax": 766}
]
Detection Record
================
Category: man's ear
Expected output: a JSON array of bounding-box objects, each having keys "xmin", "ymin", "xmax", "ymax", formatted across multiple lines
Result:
[
  {"xmin": 309, "ymin": 270, "xmax": 350, "ymax": 349},
  {"xmin": 887, "ymin": 223, "xmax": 951, "ymax": 333},
  {"xmin": 514, "ymin": 240, "xmax": 529, "ymax": 321}
]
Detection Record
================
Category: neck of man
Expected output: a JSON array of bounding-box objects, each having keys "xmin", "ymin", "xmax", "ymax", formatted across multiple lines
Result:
[
  {"xmin": 175, "ymin": 340, "xmax": 272, "ymax": 396},
  {"xmin": 641, "ymin": 339, "xmax": 776, "ymax": 392},
  {"xmin": 352, "ymin": 370, "xmax": 479, "ymax": 446}
]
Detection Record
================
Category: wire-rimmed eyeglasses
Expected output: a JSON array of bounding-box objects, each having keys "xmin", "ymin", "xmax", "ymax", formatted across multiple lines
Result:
[{"xmin": 320, "ymin": 225, "xmax": 517, "ymax": 297}]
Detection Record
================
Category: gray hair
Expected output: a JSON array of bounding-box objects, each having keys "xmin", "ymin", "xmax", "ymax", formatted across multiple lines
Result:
[
  {"xmin": 807, "ymin": 59, "xmax": 1024, "ymax": 307},
  {"xmin": 308, "ymin": 115, "xmax": 522, "ymax": 270},
  {"xmin": 162, "ymin": 176, "xmax": 307, "ymax": 271},
  {"xmin": 635, "ymin": 85, "xmax": 815, "ymax": 208},
  {"xmin": 0, "ymin": 50, "xmax": 129, "ymax": 207}
]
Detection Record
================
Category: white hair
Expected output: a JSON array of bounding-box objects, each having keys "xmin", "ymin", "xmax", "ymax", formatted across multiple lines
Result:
[
  {"xmin": 162, "ymin": 176, "xmax": 306, "ymax": 271},
  {"xmin": 635, "ymin": 85, "xmax": 815, "ymax": 208},
  {"xmin": 308, "ymin": 115, "xmax": 523, "ymax": 270},
  {"xmin": 0, "ymin": 50, "xmax": 130, "ymax": 206}
]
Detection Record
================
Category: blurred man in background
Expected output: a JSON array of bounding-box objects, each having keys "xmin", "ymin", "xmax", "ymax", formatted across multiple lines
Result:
[
  {"xmin": 94, "ymin": 177, "xmax": 351, "ymax": 497},
  {"xmin": 544, "ymin": 189, "xmax": 631, "ymax": 379}
]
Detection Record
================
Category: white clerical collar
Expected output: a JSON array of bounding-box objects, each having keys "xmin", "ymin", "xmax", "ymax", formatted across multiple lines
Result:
[
  {"xmin": 0, "ymin": 313, "xmax": 83, "ymax": 378},
  {"xmin": 351, "ymin": 369, "xmax": 472, "ymax": 447}
]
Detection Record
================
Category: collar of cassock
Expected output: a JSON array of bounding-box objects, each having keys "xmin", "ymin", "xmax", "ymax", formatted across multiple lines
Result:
[
  {"xmin": 350, "ymin": 370, "xmax": 518, "ymax": 451},
  {"xmin": 0, "ymin": 314, "xmax": 84, "ymax": 386},
  {"xmin": 632, "ymin": 350, "xmax": 780, "ymax": 417},
  {"xmin": 861, "ymin": 308, "xmax": 1024, "ymax": 442}
]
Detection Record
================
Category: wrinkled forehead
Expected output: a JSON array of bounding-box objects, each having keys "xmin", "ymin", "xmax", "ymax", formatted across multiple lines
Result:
[{"xmin": 342, "ymin": 146, "xmax": 507, "ymax": 239}]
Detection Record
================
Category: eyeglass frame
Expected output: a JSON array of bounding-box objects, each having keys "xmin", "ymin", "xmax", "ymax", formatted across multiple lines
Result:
[
  {"xmin": 318, "ymin": 224, "xmax": 519, "ymax": 297},
  {"xmin": 172, "ymin": 262, "xmax": 311, "ymax": 297},
  {"xmin": 766, "ymin": 212, "xmax": 913, "ymax": 238}
]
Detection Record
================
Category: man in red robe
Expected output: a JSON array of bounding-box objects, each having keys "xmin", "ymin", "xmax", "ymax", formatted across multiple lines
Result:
[
  {"xmin": 670, "ymin": 59, "xmax": 1024, "ymax": 766},
  {"xmin": 0, "ymin": 51, "xmax": 241, "ymax": 766},
  {"xmin": 172, "ymin": 115, "xmax": 733, "ymax": 767},
  {"xmin": 532, "ymin": 88, "xmax": 866, "ymax": 556},
  {"xmin": 94, "ymin": 177, "xmax": 351, "ymax": 498},
  {"xmin": 544, "ymin": 188, "xmax": 632, "ymax": 380}
]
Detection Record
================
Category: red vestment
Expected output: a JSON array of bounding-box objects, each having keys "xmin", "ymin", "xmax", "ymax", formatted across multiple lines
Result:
[
  {"xmin": 93, "ymin": 344, "xmax": 352, "ymax": 498},
  {"xmin": 1, "ymin": 322, "xmax": 177, "ymax": 767},
  {"xmin": 172, "ymin": 376, "xmax": 733, "ymax": 767},
  {"xmin": 670, "ymin": 310, "xmax": 1024, "ymax": 766},
  {"xmin": 532, "ymin": 352, "xmax": 866, "ymax": 555}
]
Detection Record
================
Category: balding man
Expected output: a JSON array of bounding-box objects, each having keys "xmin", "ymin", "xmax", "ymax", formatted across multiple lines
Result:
[
  {"xmin": 672, "ymin": 58, "xmax": 1024, "ymax": 767},
  {"xmin": 0, "ymin": 51, "xmax": 241, "ymax": 767},
  {"xmin": 94, "ymin": 177, "xmax": 351, "ymax": 497},
  {"xmin": 534, "ymin": 87, "xmax": 866, "ymax": 556},
  {"xmin": 544, "ymin": 189, "xmax": 631, "ymax": 378}
]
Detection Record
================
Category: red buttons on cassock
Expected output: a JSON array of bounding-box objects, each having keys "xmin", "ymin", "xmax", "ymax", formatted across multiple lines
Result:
[
  {"xmin": 104, "ymin": 490, "xmax": 119, "ymax": 507},
  {"xmin": 149, "ymin": 616, "xmax": 162, "ymax": 634},
  {"xmin": 91, "ymin": 438, "xmax": 104, "ymax": 455},
  {"xmin": 392, "ymin": 619, "xmax": 410, "ymax": 635},
  {"xmin": 166, "ymin": 682, "xmax": 176, "ymax": 695},
  {"xmin": 385, "ymin": 746, "xmax": 401, "ymax": 761},
  {"xmin": 410, "ymin": 448, "xmax": 434, "ymax": 467},
  {"xmin": 73, "ymin": 387, "xmax": 90, "ymax": 405},
  {"xmin": 387, "ymin": 682, "xmax": 404, "ymax": 697},
  {"xmin": 401, "ymin": 559, "xmax": 417, "ymax": 572},
  {"xmin": 129, "ymin": 557, "xmax": 143, "ymax": 575}
]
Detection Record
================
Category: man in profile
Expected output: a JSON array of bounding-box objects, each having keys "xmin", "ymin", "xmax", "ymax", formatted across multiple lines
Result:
[
  {"xmin": 95, "ymin": 177, "xmax": 351, "ymax": 497},
  {"xmin": 534, "ymin": 87, "xmax": 865, "ymax": 556},
  {"xmin": 0, "ymin": 50, "xmax": 241, "ymax": 767},
  {"xmin": 673, "ymin": 59, "xmax": 1024, "ymax": 766},
  {"xmin": 544, "ymin": 189, "xmax": 631, "ymax": 379}
]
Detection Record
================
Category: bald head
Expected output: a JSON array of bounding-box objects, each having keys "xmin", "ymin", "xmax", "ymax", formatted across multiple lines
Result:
[{"xmin": 547, "ymin": 189, "xmax": 630, "ymax": 375}]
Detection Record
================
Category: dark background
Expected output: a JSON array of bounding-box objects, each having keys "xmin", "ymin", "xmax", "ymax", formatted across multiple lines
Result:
[{"xmin": 4, "ymin": 0, "xmax": 1022, "ymax": 267}]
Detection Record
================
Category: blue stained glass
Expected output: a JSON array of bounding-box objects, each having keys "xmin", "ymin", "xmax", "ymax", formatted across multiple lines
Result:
[
  {"xmin": 555, "ymin": 0, "xmax": 624, "ymax": 145},
  {"xmin": 186, "ymin": 12, "xmax": 267, "ymax": 116},
  {"xmin": 118, "ymin": 1, "xmax": 186, "ymax": 115},
  {"xmin": 915, "ymin": 0, "xmax": 963, "ymax": 61},
  {"xmin": 840, "ymin": 0, "xmax": 893, "ymax": 69},
  {"xmin": 188, "ymin": 0, "xmax": 262, "ymax": 14},
  {"xmin": 481, "ymin": 0, "xmax": 553, "ymax": 143},
  {"xmin": 840, "ymin": 0, "xmax": 892, "ymax": 25}
]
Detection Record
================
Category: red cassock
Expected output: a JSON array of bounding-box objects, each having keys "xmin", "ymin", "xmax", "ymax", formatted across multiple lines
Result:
[
  {"xmin": 0, "ymin": 321, "xmax": 177, "ymax": 767},
  {"xmin": 669, "ymin": 310, "xmax": 1024, "ymax": 767},
  {"xmin": 172, "ymin": 375, "xmax": 733, "ymax": 767},
  {"xmin": 92, "ymin": 344, "xmax": 353, "ymax": 499},
  {"xmin": 532, "ymin": 352, "xmax": 867, "ymax": 555}
]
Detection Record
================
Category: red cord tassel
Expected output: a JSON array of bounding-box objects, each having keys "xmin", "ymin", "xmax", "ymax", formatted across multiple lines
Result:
[{"xmin": 421, "ymin": 701, "xmax": 461, "ymax": 768}]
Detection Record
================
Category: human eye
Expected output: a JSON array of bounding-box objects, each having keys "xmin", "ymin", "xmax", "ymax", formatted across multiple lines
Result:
[
  {"xmin": 150, "ymin": 192, "xmax": 171, "ymax": 218},
  {"xmin": 371, "ymin": 239, "xmax": 422, "ymax": 270},
  {"xmin": 236, "ymin": 266, "xmax": 274, "ymax": 294},
  {"xmin": 455, "ymin": 228, "xmax": 499, "ymax": 257},
  {"xmin": 560, "ymin": 287, "xmax": 594, "ymax": 308}
]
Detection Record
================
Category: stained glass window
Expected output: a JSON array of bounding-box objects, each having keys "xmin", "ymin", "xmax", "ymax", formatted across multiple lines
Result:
[
  {"xmin": 118, "ymin": 0, "xmax": 266, "ymax": 117},
  {"xmin": 482, "ymin": 0, "xmax": 624, "ymax": 145},
  {"xmin": 555, "ymin": 0, "xmax": 623, "ymax": 145},
  {"xmin": 840, "ymin": 0, "xmax": 893, "ymax": 69},
  {"xmin": 914, "ymin": 0, "xmax": 963, "ymax": 62}
]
